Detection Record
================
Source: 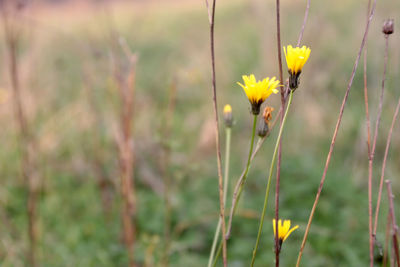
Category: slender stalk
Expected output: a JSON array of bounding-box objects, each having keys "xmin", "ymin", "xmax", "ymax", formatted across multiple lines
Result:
[
  {"xmin": 113, "ymin": 45, "xmax": 138, "ymax": 267},
  {"xmin": 213, "ymin": 109, "xmax": 283, "ymax": 265},
  {"xmin": 383, "ymin": 213, "xmax": 391, "ymax": 267},
  {"xmin": 296, "ymin": 0, "xmax": 311, "ymax": 47},
  {"xmin": 296, "ymin": 1, "xmax": 377, "ymax": 265},
  {"xmin": 208, "ymin": 127, "xmax": 232, "ymax": 267},
  {"xmin": 386, "ymin": 180, "xmax": 400, "ymax": 267},
  {"xmin": 205, "ymin": 0, "xmax": 227, "ymax": 265},
  {"xmin": 363, "ymin": 0, "xmax": 372, "ymax": 158},
  {"xmin": 362, "ymin": 1, "xmax": 373, "ymax": 261},
  {"xmin": 251, "ymin": 90, "xmax": 294, "ymax": 267},
  {"xmin": 273, "ymin": 0, "xmax": 311, "ymax": 262},
  {"xmin": 274, "ymin": 0, "xmax": 285, "ymax": 262},
  {"xmin": 366, "ymin": 32, "xmax": 390, "ymax": 266},
  {"xmin": 374, "ymin": 98, "xmax": 399, "ymax": 238},
  {"xmin": 226, "ymin": 114, "xmax": 257, "ymax": 238},
  {"xmin": 275, "ymin": 0, "xmax": 286, "ymax": 262},
  {"xmin": 372, "ymin": 34, "xmax": 393, "ymax": 238}
]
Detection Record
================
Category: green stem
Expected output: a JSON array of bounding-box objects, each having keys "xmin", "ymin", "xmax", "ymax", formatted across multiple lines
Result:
[
  {"xmin": 251, "ymin": 91, "xmax": 294, "ymax": 267},
  {"xmin": 226, "ymin": 114, "xmax": 258, "ymax": 238},
  {"xmin": 211, "ymin": 114, "xmax": 258, "ymax": 266},
  {"xmin": 208, "ymin": 127, "xmax": 232, "ymax": 267}
]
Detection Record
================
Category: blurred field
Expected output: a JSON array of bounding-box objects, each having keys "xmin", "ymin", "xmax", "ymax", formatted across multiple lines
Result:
[{"xmin": 1, "ymin": 0, "xmax": 400, "ymax": 266}]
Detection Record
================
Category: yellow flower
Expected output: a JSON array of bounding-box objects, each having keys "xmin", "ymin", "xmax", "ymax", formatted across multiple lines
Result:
[
  {"xmin": 283, "ymin": 45, "xmax": 311, "ymax": 90},
  {"xmin": 223, "ymin": 104, "xmax": 233, "ymax": 127},
  {"xmin": 237, "ymin": 74, "xmax": 280, "ymax": 115},
  {"xmin": 273, "ymin": 219, "xmax": 299, "ymax": 251}
]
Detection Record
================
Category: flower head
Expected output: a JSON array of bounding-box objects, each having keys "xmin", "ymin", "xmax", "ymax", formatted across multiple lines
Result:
[
  {"xmin": 237, "ymin": 74, "xmax": 280, "ymax": 115},
  {"xmin": 284, "ymin": 45, "xmax": 311, "ymax": 90},
  {"xmin": 223, "ymin": 104, "xmax": 233, "ymax": 127},
  {"xmin": 273, "ymin": 219, "xmax": 299, "ymax": 252}
]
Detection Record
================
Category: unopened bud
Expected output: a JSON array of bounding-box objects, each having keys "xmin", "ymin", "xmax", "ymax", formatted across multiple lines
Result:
[
  {"xmin": 383, "ymin": 19, "xmax": 394, "ymax": 35},
  {"xmin": 257, "ymin": 120, "xmax": 269, "ymax": 137},
  {"xmin": 223, "ymin": 104, "xmax": 233, "ymax": 127},
  {"xmin": 257, "ymin": 107, "xmax": 274, "ymax": 137}
]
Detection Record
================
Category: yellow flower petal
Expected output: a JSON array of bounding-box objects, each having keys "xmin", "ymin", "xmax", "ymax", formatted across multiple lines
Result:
[
  {"xmin": 238, "ymin": 74, "xmax": 280, "ymax": 113},
  {"xmin": 284, "ymin": 45, "xmax": 311, "ymax": 74}
]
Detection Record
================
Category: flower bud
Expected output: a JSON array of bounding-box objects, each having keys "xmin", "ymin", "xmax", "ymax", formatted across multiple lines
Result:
[
  {"xmin": 257, "ymin": 120, "xmax": 269, "ymax": 137},
  {"xmin": 257, "ymin": 107, "xmax": 274, "ymax": 137},
  {"xmin": 223, "ymin": 104, "xmax": 233, "ymax": 127},
  {"xmin": 382, "ymin": 19, "xmax": 394, "ymax": 35}
]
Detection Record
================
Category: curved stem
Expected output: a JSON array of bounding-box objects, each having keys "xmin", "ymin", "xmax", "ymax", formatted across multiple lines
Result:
[
  {"xmin": 251, "ymin": 91, "xmax": 294, "ymax": 267},
  {"xmin": 208, "ymin": 127, "xmax": 232, "ymax": 267},
  {"xmin": 226, "ymin": 114, "xmax": 258, "ymax": 238}
]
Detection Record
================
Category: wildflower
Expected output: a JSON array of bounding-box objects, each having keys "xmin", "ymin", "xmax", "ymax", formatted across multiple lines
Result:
[
  {"xmin": 223, "ymin": 104, "xmax": 233, "ymax": 127},
  {"xmin": 257, "ymin": 107, "xmax": 274, "ymax": 137},
  {"xmin": 273, "ymin": 219, "xmax": 299, "ymax": 252},
  {"xmin": 382, "ymin": 19, "xmax": 394, "ymax": 35},
  {"xmin": 284, "ymin": 45, "xmax": 311, "ymax": 90},
  {"xmin": 237, "ymin": 74, "xmax": 280, "ymax": 115}
]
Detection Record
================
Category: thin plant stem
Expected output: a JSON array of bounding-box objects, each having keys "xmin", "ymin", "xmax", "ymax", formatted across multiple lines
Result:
[
  {"xmin": 362, "ymin": 0, "xmax": 373, "ymax": 263},
  {"xmin": 251, "ymin": 90, "xmax": 294, "ymax": 267},
  {"xmin": 208, "ymin": 127, "xmax": 232, "ymax": 267},
  {"xmin": 274, "ymin": 0, "xmax": 310, "ymax": 262},
  {"xmin": 205, "ymin": 0, "xmax": 227, "ymax": 265},
  {"xmin": 363, "ymin": 0, "xmax": 372, "ymax": 158},
  {"xmin": 296, "ymin": 1, "xmax": 377, "ymax": 265},
  {"xmin": 213, "ymin": 109, "xmax": 284, "ymax": 265},
  {"xmin": 386, "ymin": 180, "xmax": 400, "ymax": 267},
  {"xmin": 226, "ymin": 108, "xmax": 282, "ymax": 238},
  {"xmin": 367, "ymin": 32, "xmax": 390, "ymax": 266},
  {"xmin": 226, "ymin": 114, "xmax": 257, "ymax": 238},
  {"xmin": 274, "ymin": 0, "xmax": 285, "ymax": 263},
  {"xmin": 383, "ymin": 212, "xmax": 391, "ymax": 267},
  {"xmin": 372, "ymin": 34, "xmax": 393, "ymax": 238},
  {"xmin": 296, "ymin": 0, "xmax": 311, "ymax": 47}
]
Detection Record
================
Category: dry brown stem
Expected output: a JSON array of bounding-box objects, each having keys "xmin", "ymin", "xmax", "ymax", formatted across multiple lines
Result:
[
  {"xmin": 296, "ymin": 0, "xmax": 377, "ymax": 265},
  {"xmin": 112, "ymin": 39, "xmax": 138, "ymax": 267},
  {"xmin": 205, "ymin": 0, "xmax": 228, "ymax": 266}
]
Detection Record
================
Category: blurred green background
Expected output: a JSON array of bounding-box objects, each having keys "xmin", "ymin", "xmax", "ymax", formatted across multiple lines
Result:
[{"xmin": 1, "ymin": 0, "xmax": 400, "ymax": 266}]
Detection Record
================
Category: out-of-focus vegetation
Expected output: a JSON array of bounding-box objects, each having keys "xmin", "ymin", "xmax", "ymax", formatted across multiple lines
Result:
[{"xmin": 1, "ymin": 0, "xmax": 400, "ymax": 266}]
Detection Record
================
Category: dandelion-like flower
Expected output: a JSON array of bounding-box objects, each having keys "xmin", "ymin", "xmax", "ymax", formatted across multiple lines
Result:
[
  {"xmin": 223, "ymin": 104, "xmax": 233, "ymax": 127},
  {"xmin": 237, "ymin": 74, "xmax": 280, "ymax": 115},
  {"xmin": 273, "ymin": 219, "xmax": 299, "ymax": 252},
  {"xmin": 284, "ymin": 45, "xmax": 311, "ymax": 90}
]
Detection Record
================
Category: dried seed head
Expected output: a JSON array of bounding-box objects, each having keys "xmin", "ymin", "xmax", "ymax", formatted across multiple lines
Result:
[
  {"xmin": 223, "ymin": 104, "xmax": 233, "ymax": 127},
  {"xmin": 382, "ymin": 19, "xmax": 394, "ymax": 35}
]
